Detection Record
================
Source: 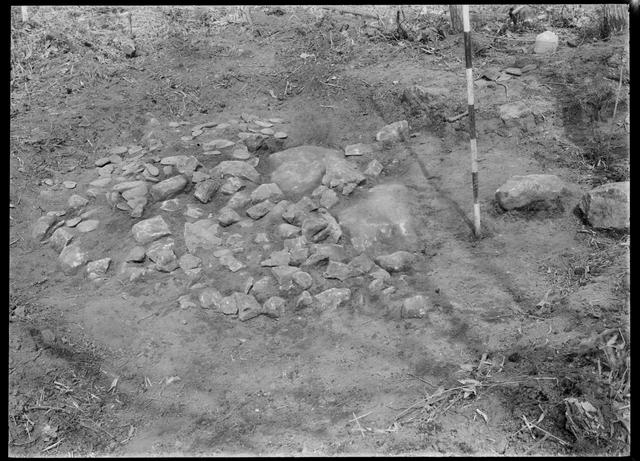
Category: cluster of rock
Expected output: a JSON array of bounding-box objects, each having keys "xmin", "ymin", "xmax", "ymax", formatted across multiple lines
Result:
[{"xmin": 495, "ymin": 174, "xmax": 629, "ymax": 230}]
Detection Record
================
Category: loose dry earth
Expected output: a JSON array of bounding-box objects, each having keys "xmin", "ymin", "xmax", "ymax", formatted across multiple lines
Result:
[{"xmin": 9, "ymin": 6, "xmax": 629, "ymax": 456}]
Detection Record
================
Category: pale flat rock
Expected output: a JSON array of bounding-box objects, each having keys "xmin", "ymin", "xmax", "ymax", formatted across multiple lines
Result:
[
  {"xmin": 375, "ymin": 251, "xmax": 415, "ymax": 273},
  {"xmin": 319, "ymin": 188, "xmax": 339, "ymax": 209},
  {"xmin": 344, "ymin": 143, "xmax": 374, "ymax": 157},
  {"xmin": 194, "ymin": 178, "xmax": 221, "ymax": 203},
  {"xmin": 146, "ymin": 238, "xmax": 178, "ymax": 272},
  {"xmin": 277, "ymin": 223, "xmax": 301, "ymax": 239},
  {"xmin": 296, "ymin": 291, "xmax": 314, "ymax": 310},
  {"xmin": 579, "ymin": 181, "xmax": 629, "ymax": 230},
  {"xmin": 145, "ymin": 163, "xmax": 160, "ymax": 176},
  {"xmin": 150, "ymin": 175, "xmax": 188, "ymax": 201},
  {"xmin": 402, "ymin": 295, "xmax": 431, "ymax": 318},
  {"xmin": 202, "ymin": 139, "xmax": 235, "ymax": 151},
  {"xmin": 77, "ymin": 219, "xmax": 99, "ymax": 233},
  {"xmin": 219, "ymin": 295, "xmax": 239, "ymax": 315},
  {"xmin": 126, "ymin": 246, "xmax": 146, "ymax": 262},
  {"xmin": 269, "ymin": 146, "xmax": 340, "ymax": 195},
  {"xmin": 262, "ymin": 296, "xmax": 285, "ymax": 318},
  {"xmin": 179, "ymin": 253, "xmax": 202, "ymax": 276},
  {"xmin": 227, "ymin": 191, "xmax": 251, "ymax": 209},
  {"xmin": 160, "ymin": 198, "xmax": 182, "ymax": 212},
  {"xmin": 376, "ymin": 120, "xmax": 408, "ymax": 143},
  {"xmin": 191, "ymin": 171, "xmax": 211, "ymax": 183},
  {"xmin": 50, "ymin": 227, "xmax": 75, "ymax": 252},
  {"xmin": 217, "ymin": 207, "xmax": 242, "ymax": 226},
  {"xmin": 58, "ymin": 243, "xmax": 88, "ymax": 274},
  {"xmin": 32, "ymin": 216, "xmax": 57, "ymax": 241},
  {"xmin": 63, "ymin": 180, "xmax": 77, "ymax": 189},
  {"xmin": 221, "ymin": 177, "xmax": 244, "ymax": 195},
  {"xmin": 132, "ymin": 216, "xmax": 171, "ymax": 244},
  {"xmin": 67, "ymin": 194, "xmax": 89, "ymax": 209},
  {"xmin": 184, "ymin": 204, "xmax": 205, "ymax": 219},
  {"xmin": 95, "ymin": 157, "xmax": 111, "ymax": 167},
  {"xmin": 251, "ymin": 276, "xmax": 278, "ymax": 303},
  {"xmin": 236, "ymin": 293, "xmax": 263, "ymax": 321},
  {"xmin": 65, "ymin": 217, "xmax": 82, "ymax": 228},
  {"xmin": 495, "ymin": 174, "xmax": 569, "ymax": 210},
  {"xmin": 261, "ymin": 250, "xmax": 291, "ymax": 267},
  {"xmin": 323, "ymin": 261, "xmax": 352, "ymax": 281},
  {"xmin": 292, "ymin": 271, "xmax": 313, "ymax": 290},
  {"xmin": 219, "ymin": 253, "xmax": 245, "ymax": 272},
  {"xmin": 289, "ymin": 247, "xmax": 309, "ymax": 266},
  {"xmin": 213, "ymin": 160, "xmax": 260, "ymax": 183},
  {"xmin": 349, "ymin": 254, "xmax": 375, "ymax": 276},
  {"xmin": 87, "ymin": 257, "xmax": 111, "ymax": 275},
  {"xmin": 364, "ymin": 159, "xmax": 383, "ymax": 177},
  {"xmin": 250, "ymin": 183, "xmax": 283, "ymax": 204},
  {"xmin": 315, "ymin": 288, "xmax": 351, "ymax": 310},
  {"xmin": 113, "ymin": 180, "xmax": 147, "ymax": 192},
  {"xmin": 247, "ymin": 200, "xmax": 275, "ymax": 220},
  {"xmin": 274, "ymin": 132, "xmax": 288, "ymax": 139},
  {"xmin": 271, "ymin": 266, "xmax": 301, "ymax": 286},
  {"xmin": 178, "ymin": 294, "xmax": 198, "ymax": 309},
  {"xmin": 199, "ymin": 288, "xmax": 223, "ymax": 309},
  {"xmin": 184, "ymin": 219, "xmax": 222, "ymax": 253},
  {"xmin": 89, "ymin": 178, "xmax": 112, "ymax": 188}
]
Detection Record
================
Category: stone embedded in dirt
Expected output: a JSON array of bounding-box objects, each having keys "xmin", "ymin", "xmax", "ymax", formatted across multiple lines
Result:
[
  {"xmin": 292, "ymin": 271, "xmax": 313, "ymax": 290},
  {"xmin": 43, "ymin": 178, "xmax": 55, "ymax": 186},
  {"xmin": 116, "ymin": 202, "xmax": 131, "ymax": 212},
  {"xmin": 178, "ymin": 294, "xmax": 198, "ymax": 309},
  {"xmin": 109, "ymin": 153, "xmax": 124, "ymax": 164},
  {"xmin": 364, "ymin": 159, "xmax": 383, "ymax": 177},
  {"xmin": 87, "ymin": 257, "xmax": 111, "ymax": 275},
  {"xmin": 192, "ymin": 129, "xmax": 204, "ymax": 137},
  {"xmin": 277, "ymin": 223, "xmax": 301, "ymax": 239},
  {"xmin": 109, "ymin": 146, "xmax": 128, "ymax": 156},
  {"xmin": 202, "ymin": 139, "xmax": 235, "ymax": 151},
  {"xmin": 63, "ymin": 180, "xmax": 77, "ymax": 189},
  {"xmin": 119, "ymin": 263, "xmax": 148, "ymax": 282},
  {"xmin": 202, "ymin": 150, "xmax": 222, "ymax": 156},
  {"xmin": 344, "ymin": 143, "xmax": 374, "ymax": 157},
  {"xmin": 534, "ymin": 30, "xmax": 558, "ymax": 54},
  {"xmin": 184, "ymin": 219, "xmax": 222, "ymax": 252},
  {"xmin": 179, "ymin": 253, "xmax": 202, "ymax": 276},
  {"xmin": 32, "ymin": 215, "xmax": 58, "ymax": 241},
  {"xmin": 48, "ymin": 210, "xmax": 67, "ymax": 217},
  {"xmin": 274, "ymin": 132, "xmax": 288, "ymax": 139},
  {"xmin": 521, "ymin": 63, "xmax": 538, "ymax": 73},
  {"xmin": 113, "ymin": 180, "xmax": 147, "ymax": 193},
  {"xmin": 163, "ymin": 166, "xmax": 173, "ymax": 176},
  {"xmin": 254, "ymin": 233, "xmax": 270, "ymax": 244},
  {"xmin": 289, "ymin": 247, "xmax": 309, "ymax": 266},
  {"xmin": 98, "ymin": 164, "xmax": 115, "ymax": 176},
  {"xmin": 312, "ymin": 210, "xmax": 342, "ymax": 244},
  {"xmin": 219, "ymin": 295, "xmax": 239, "ymax": 315},
  {"xmin": 145, "ymin": 163, "xmax": 160, "ymax": 177},
  {"xmin": 264, "ymin": 199, "xmax": 290, "ymax": 222},
  {"xmin": 271, "ymin": 265, "xmax": 301, "ymax": 286},
  {"xmin": 320, "ymin": 188, "xmax": 339, "ymax": 209},
  {"xmin": 578, "ymin": 181, "xmax": 629, "ymax": 230},
  {"xmin": 146, "ymin": 238, "xmax": 178, "ymax": 272},
  {"xmin": 251, "ymin": 276, "xmax": 278, "ymax": 303},
  {"xmin": 309, "ymin": 243, "xmax": 347, "ymax": 263},
  {"xmin": 375, "ymin": 251, "xmax": 415, "ymax": 273},
  {"xmin": 67, "ymin": 194, "xmax": 89, "ymax": 209},
  {"xmin": 122, "ymin": 183, "xmax": 148, "ymax": 202},
  {"xmin": 349, "ymin": 254, "xmax": 375, "ymax": 276},
  {"xmin": 402, "ymin": 295, "xmax": 431, "ymax": 319},
  {"xmin": 231, "ymin": 144, "xmax": 251, "ymax": 160},
  {"xmin": 250, "ymin": 183, "xmax": 283, "ymax": 204},
  {"xmin": 50, "ymin": 227, "xmax": 75, "ymax": 252},
  {"xmin": 296, "ymin": 291, "xmax": 314, "ymax": 310},
  {"xmin": 338, "ymin": 183, "xmax": 416, "ymax": 252},
  {"xmin": 132, "ymin": 215, "xmax": 172, "ymax": 244},
  {"xmin": 194, "ymin": 178, "xmax": 222, "ymax": 203},
  {"xmin": 128, "ymin": 145, "xmax": 143, "ymax": 155},
  {"xmin": 505, "ymin": 67, "xmax": 522, "ymax": 76},
  {"xmin": 150, "ymin": 175, "xmax": 188, "ymax": 201},
  {"xmin": 236, "ymin": 293, "xmax": 263, "ymax": 321},
  {"xmin": 376, "ymin": 120, "xmax": 409, "ymax": 143},
  {"xmin": 499, "ymin": 101, "xmax": 533, "ymax": 127},
  {"xmin": 301, "ymin": 215, "xmax": 329, "ymax": 241},
  {"xmin": 95, "ymin": 157, "xmax": 111, "ymax": 167},
  {"xmin": 282, "ymin": 197, "xmax": 318, "ymax": 226},
  {"xmin": 65, "ymin": 217, "xmax": 82, "ymax": 228},
  {"xmin": 227, "ymin": 191, "xmax": 251, "ymax": 209},
  {"xmin": 184, "ymin": 204, "xmax": 205, "ymax": 220},
  {"xmin": 284, "ymin": 235, "xmax": 308, "ymax": 251},
  {"xmin": 261, "ymin": 250, "xmax": 291, "ymax": 267},
  {"xmin": 368, "ymin": 278, "xmax": 385, "ymax": 292},
  {"xmin": 221, "ymin": 177, "xmax": 244, "ymax": 195},
  {"xmin": 371, "ymin": 267, "xmax": 391, "ymax": 281},
  {"xmin": 58, "ymin": 243, "xmax": 88, "ymax": 274},
  {"xmin": 217, "ymin": 207, "xmax": 242, "ymax": 227},
  {"xmin": 323, "ymin": 261, "xmax": 352, "ymax": 281},
  {"xmin": 247, "ymin": 200, "xmax": 275, "ymax": 220},
  {"xmin": 213, "ymin": 161, "xmax": 260, "ymax": 183},
  {"xmin": 315, "ymin": 288, "xmax": 351, "ymax": 310},
  {"xmin": 260, "ymin": 128, "xmax": 275, "ymax": 136},
  {"xmin": 254, "ymin": 120, "xmax": 273, "ymax": 128},
  {"xmin": 382, "ymin": 286, "xmax": 396, "ymax": 297},
  {"xmin": 495, "ymin": 174, "xmax": 569, "ymax": 210},
  {"xmin": 77, "ymin": 219, "xmax": 100, "ymax": 233},
  {"xmin": 199, "ymin": 288, "xmax": 223, "ymax": 310},
  {"xmin": 219, "ymin": 253, "xmax": 245, "ymax": 272},
  {"xmin": 160, "ymin": 198, "xmax": 182, "ymax": 212},
  {"xmin": 262, "ymin": 296, "xmax": 285, "ymax": 318},
  {"xmin": 126, "ymin": 246, "xmax": 146, "ymax": 262},
  {"xmin": 269, "ymin": 146, "xmax": 340, "ymax": 195}
]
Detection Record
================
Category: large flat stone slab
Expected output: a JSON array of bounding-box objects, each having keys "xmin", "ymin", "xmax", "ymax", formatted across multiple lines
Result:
[
  {"xmin": 579, "ymin": 181, "xmax": 629, "ymax": 230},
  {"xmin": 269, "ymin": 146, "xmax": 339, "ymax": 195},
  {"xmin": 495, "ymin": 174, "xmax": 569, "ymax": 210}
]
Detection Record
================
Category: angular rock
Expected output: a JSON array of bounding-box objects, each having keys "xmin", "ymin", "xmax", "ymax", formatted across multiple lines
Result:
[
  {"xmin": 98, "ymin": 164, "xmax": 115, "ymax": 177},
  {"xmin": 160, "ymin": 198, "xmax": 182, "ymax": 212},
  {"xmin": 271, "ymin": 266, "xmax": 300, "ymax": 286},
  {"xmin": 296, "ymin": 291, "xmax": 314, "ymax": 310},
  {"xmin": 534, "ymin": 30, "xmax": 558, "ymax": 54},
  {"xmin": 250, "ymin": 183, "xmax": 283, "ymax": 204},
  {"xmin": 184, "ymin": 204, "xmax": 205, "ymax": 220},
  {"xmin": 370, "ymin": 267, "xmax": 391, "ymax": 281},
  {"xmin": 236, "ymin": 293, "xmax": 263, "ymax": 321},
  {"xmin": 375, "ymin": 251, "xmax": 415, "ymax": 273},
  {"xmin": 191, "ymin": 171, "xmax": 211, "ymax": 183},
  {"xmin": 364, "ymin": 159, "xmax": 383, "ymax": 177},
  {"xmin": 146, "ymin": 238, "xmax": 178, "ymax": 272},
  {"xmin": 63, "ymin": 180, "xmax": 77, "ymax": 189},
  {"xmin": 199, "ymin": 288, "xmax": 223, "ymax": 310},
  {"xmin": 58, "ymin": 243, "xmax": 88, "ymax": 274},
  {"xmin": 269, "ymin": 146, "xmax": 338, "ymax": 195},
  {"xmin": 277, "ymin": 223, "xmax": 301, "ymax": 239},
  {"xmin": 292, "ymin": 271, "xmax": 313, "ymax": 290},
  {"xmin": 179, "ymin": 253, "xmax": 202, "ymax": 274},
  {"xmin": 68, "ymin": 194, "xmax": 89, "ymax": 209},
  {"xmin": 90, "ymin": 178, "xmax": 112, "ymax": 188},
  {"xmin": 319, "ymin": 188, "xmax": 339, "ymax": 209},
  {"xmin": 261, "ymin": 250, "xmax": 291, "ymax": 267},
  {"xmin": 315, "ymin": 288, "xmax": 351, "ymax": 310},
  {"xmin": 262, "ymin": 296, "xmax": 285, "ymax": 318},
  {"xmin": 344, "ymin": 143, "xmax": 374, "ymax": 157},
  {"xmin": 126, "ymin": 246, "xmax": 146, "ymax": 262},
  {"xmin": 402, "ymin": 295, "xmax": 431, "ymax": 319},
  {"xmin": 112, "ymin": 180, "xmax": 147, "ymax": 192},
  {"xmin": 499, "ymin": 101, "xmax": 533, "ymax": 126},
  {"xmin": 349, "ymin": 254, "xmax": 374, "ymax": 276},
  {"xmin": 322, "ymin": 157, "xmax": 365, "ymax": 195},
  {"xmin": 87, "ymin": 257, "xmax": 111, "ymax": 275},
  {"xmin": 289, "ymin": 247, "xmax": 309, "ymax": 266},
  {"xmin": 32, "ymin": 215, "xmax": 57, "ymax": 241},
  {"xmin": 315, "ymin": 210, "xmax": 342, "ymax": 244},
  {"xmin": 150, "ymin": 175, "xmax": 188, "ymax": 201},
  {"xmin": 77, "ymin": 219, "xmax": 100, "ymax": 233},
  {"xmin": 144, "ymin": 163, "xmax": 160, "ymax": 176},
  {"xmin": 218, "ymin": 253, "xmax": 245, "ymax": 272},
  {"xmin": 184, "ymin": 219, "xmax": 222, "ymax": 252},
  {"xmin": 132, "ymin": 216, "xmax": 171, "ymax": 244},
  {"xmin": 95, "ymin": 156, "xmax": 111, "ymax": 167},
  {"xmin": 217, "ymin": 207, "xmax": 242, "ymax": 226},
  {"xmin": 50, "ymin": 227, "xmax": 75, "ymax": 252},
  {"xmin": 282, "ymin": 197, "xmax": 318, "ymax": 226},
  {"xmin": 376, "ymin": 120, "xmax": 409, "ymax": 143},
  {"xmin": 323, "ymin": 260, "xmax": 352, "ymax": 281},
  {"xmin": 232, "ymin": 145, "xmax": 251, "ymax": 160},
  {"xmin": 302, "ymin": 215, "xmax": 329, "ymax": 241},
  {"xmin": 251, "ymin": 276, "xmax": 278, "ymax": 303},
  {"xmin": 227, "ymin": 191, "xmax": 251, "ymax": 209},
  {"xmin": 579, "ymin": 181, "xmax": 629, "ymax": 230},
  {"xmin": 194, "ymin": 178, "xmax": 221, "ymax": 203},
  {"xmin": 202, "ymin": 139, "xmax": 235, "ymax": 151},
  {"xmin": 178, "ymin": 294, "xmax": 198, "ymax": 309},
  {"xmin": 122, "ymin": 184, "xmax": 148, "ymax": 202},
  {"xmin": 246, "ymin": 200, "xmax": 275, "ymax": 220},
  {"xmin": 495, "ymin": 174, "xmax": 569, "ymax": 210},
  {"xmin": 65, "ymin": 217, "xmax": 82, "ymax": 228},
  {"xmin": 220, "ymin": 177, "xmax": 244, "ymax": 195},
  {"xmin": 212, "ymin": 160, "xmax": 260, "ymax": 182},
  {"xmin": 283, "ymin": 236, "xmax": 308, "ymax": 251},
  {"xmin": 219, "ymin": 295, "xmax": 239, "ymax": 315}
]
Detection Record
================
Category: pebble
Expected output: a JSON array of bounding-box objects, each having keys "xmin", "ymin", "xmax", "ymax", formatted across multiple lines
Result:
[
  {"xmin": 375, "ymin": 251, "xmax": 415, "ymax": 273},
  {"xmin": 150, "ymin": 175, "xmax": 188, "ymax": 201},
  {"xmin": 178, "ymin": 294, "xmax": 198, "ymax": 309},
  {"xmin": 109, "ymin": 146, "xmax": 128, "ymax": 156},
  {"xmin": 217, "ymin": 207, "xmax": 242, "ymax": 227},
  {"xmin": 199, "ymin": 288, "xmax": 223, "ymax": 310},
  {"xmin": 160, "ymin": 198, "xmax": 182, "ymax": 212},
  {"xmin": 219, "ymin": 295, "xmax": 239, "ymax": 315},
  {"xmin": 145, "ymin": 163, "xmax": 159, "ymax": 176},
  {"xmin": 178, "ymin": 253, "xmax": 202, "ymax": 275},
  {"xmin": 126, "ymin": 246, "xmax": 147, "ymax": 262},
  {"xmin": 32, "ymin": 215, "xmax": 57, "ymax": 241},
  {"xmin": 323, "ymin": 261, "xmax": 352, "ymax": 281},
  {"xmin": 219, "ymin": 253, "xmax": 245, "ymax": 272},
  {"xmin": 227, "ymin": 191, "xmax": 251, "ymax": 209},
  {"xmin": 250, "ymin": 183, "xmax": 283, "ymax": 204},
  {"xmin": 194, "ymin": 179, "xmax": 221, "ymax": 203},
  {"xmin": 260, "ymin": 128, "xmax": 275, "ymax": 136},
  {"xmin": 202, "ymin": 139, "xmax": 235, "ymax": 151},
  {"xmin": 402, "ymin": 295, "xmax": 431, "ymax": 318},
  {"xmin": 128, "ymin": 145, "xmax": 143, "ymax": 155},
  {"xmin": 254, "ymin": 120, "xmax": 273, "ymax": 128},
  {"xmin": 262, "ymin": 296, "xmax": 285, "ymax": 318},
  {"xmin": 163, "ymin": 166, "xmax": 173, "ymax": 176},
  {"xmin": 181, "ymin": 136, "xmax": 194, "ymax": 142},
  {"xmin": 90, "ymin": 178, "xmax": 112, "ymax": 188},
  {"xmin": 254, "ymin": 233, "xmax": 270, "ymax": 243},
  {"xmin": 237, "ymin": 293, "xmax": 263, "ymax": 321},
  {"xmin": 63, "ymin": 181, "xmax": 77, "ymax": 189},
  {"xmin": 269, "ymin": 118, "xmax": 285, "ymax": 124},
  {"xmin": 274, "ymin": 132, "xmax": 288, "ymax": 139},
  {"xmin": 277, "ymin": 223, "xmax": 301, "ymax": 239},
  {"xmin": 146, "ymin": 238, "xmax": 178, "ymax": 272},
  {"xmin": 289, "ymin": 247, "xmax": 309, "ymax": 266},
  {"xmin": 87, "ymin": 257, "xmax": 111, "ymax": 275},
  {"xmin": 271, "ymin": 266, "xmax": 301, "ymax": 286},
  {"xmin": 246, "ymin": 200, "xmax": 275, "ymax": 220},
  {"xmin": 77, "ymin": 219, "xmax": 99, "ymax": 233},
  {"xmin": 58, "ymin": 244, "xmax": 88, "ymax": 274},
  {"xmin": 292, "ymin": 271, "xmax": 313, "ymax": 290},
  {"xmin": 191, "ymin": 129, "xmax": 204, "ymax": 137},
  {"xmin": 67, "ymin": 194, "xmax": 89, "ymax": 209}
]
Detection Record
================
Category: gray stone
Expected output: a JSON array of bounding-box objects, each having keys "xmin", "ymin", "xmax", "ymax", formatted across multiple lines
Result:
[
  {"xmin": 302, "ymin": 215, "xmax": 328, "ymax": 241},
  {"xmin": 95, "ymin": 156, "xmax": 111, "ymax": 167},
  {"xmin": 262, "ymin": 296, "xmax": 285, "ymax": 318},
  {"xmin": 217, "ymin": 207, "xmax": 242, "ymax": 226},
  {"xmin": 251, "ymin": 183, "xmax": 283, "ymax": 204},
  {"xmin": 160, "ymin": 198, "xmax": 182, "ymax": 212},
  {"xmin": 292, "ymin": 271, "xmax": 313, "ymax": 290},
  {"xmin": 132, "ymin": 216, "xmax": 171, "ymax": 244},
  {"xmin": 178, "ymin": 294, "xmax": 198, "ymax": 309},
  {"xmin": 202, "ymin": 139, "xmax": 235, "ymax": 151},
  {"xmin": 50, "ymin": 227, "xmax": 75, "ymax": 252},
  {"xmin": 261, "ymin": 250, "xmax": 291, "ymax": 267},
  {"xmin": 579, "ymin": 181, "xmax": 629, "ymax": 230},
  {"xmin": 495, "ymin": 174, "xmax": 569, "ymax": 210},
  {"xmin": 304, "ymin": 243, "xmax": 347, "ymax": 266},
  {"xmin": 364, "ymin": 159, "xmax": 383, "ymax": 177},
  {"xmin": 283, "ymin": 236, "xmax": 308, "ymax": 251},
  {"xmin": 232, "ymin": 145, "xmax": 251, "ymax": 160},
  {"xmin": 254, "ymin": 232, "xmax": 270, "ymax": 243},
  {"xmin": 184, "ymin": 204, "xmax": 205, "ymax": 219},
  {"xmin": 315, "ymin": 210, "xmax": 342, "ymax": 243},
  {"xmin": 212, "ymin": 160, "xmax": 260, "ymax": 182},
  {"xmin": 43, "ymin": 178, "xmax": 54, "ymax": 186},
  {"xmin": 254, "ymin": 120, "xmax": 273, "ymax": 128},
  {"xmin": 289, "ymin": 247, "xmax": 309, "ymax": 266},
  {"xmin": 87, "ymin": 257, "xmax": 111, "ymax": 275},
  {"xmin": 499, "ymin": 101, "xmax": 533, "ymax": 126},
  {"xmin": 199, "ymin": 288, "xmax": 223, "ymax": 310},
  {"xmin": 32, "ymin": 215, "xmax": 57, "ymax": 241},
  {"xmin": 65, "ymin": 217, "xmax": 82, "ymax": 228},
  {"xmin": 338, "ymin": 183, "xmax": 416, "ymax": 252},
  {"xmin": 179, "ymin": 253, "xmax": 202, "ymax": 273},
  {"xmin": 534, "ymin": 30, "xmax": 558, "ymax": 54},
  {"xmin": 277, "ymin": 223, "xmax": 301, "ymax": 239},
  {"xmin": 126, "ymin": 246, "xmax": 146, "ymax": 262},
  {"xmin": 236, "ymin": 293, "xmax": 263, "ymax": 321},
  {"xmin": 315, "ymin": 288, "xmax": 351, "ymax": 309},
  {"xmin": 349, "ymin": 254, "xmax": 375, "ymax": 275},
  {"xmin": 296, "ymin": 291, "xmax": 314, "ymax": 310},
  {"xmin": 375, "ymin": 251, "xmax": 415, "ymax": 273},
  {"xmin": 163, "ymin": 166, "xmax": 173, "ymax": 176},
  {"xmin": 89, "ymin": 178, "xmax": 112, "ymax": 188},
  {"xmin": 58, "ymin": 243, "xmax": 88, "ymax": 274},
  {"xmin": 221, "ymin": 177, "xmax": 244, "ymax": 195},
  {"xmin": 145, "ymin": 163, "xmax": 160, "ymax": 176},
  {"xmin": 344, "ymin": 143, "xmax": 374, "ymax": 157},
  {"xmin": 227, "ymin": 191, "xmax": 251, "ymax": 209},
  {"xmin": 184, "ymin": 219, "xmax": 222, "ymax": 252},
  {"xmin": 371, "ymin": 267, "xmax": 391, "ymax": 281},
  {"xmin": 112, "ymin": 180, "xmax": 147, "ymax": 192},
  {"xmin": 194, "ymin": 179, "xmax": 221, "ymax": 203},
  {"xmin": 98, "ymin": 164, "xmax": 115, "ymax": 176},
  {"xmin": 271, "ymin": 266, "xmax": 300, "ymax": 286},
  {"xmin": 247, "ymin": 200, "xmax": 275, "ymax": 220},
  {"xmin": 219, "ymin": 253, "xmax": 245, "ymax": 272},
  {"xmin": 323, "ymin": 261, "xmax": 352, "ymax": 281},
  {"xmin": 251, "ymin": 276, "xmax": 278, "ymax": 303},
  {"xmin": 282, "ymin": 198, "xmax": 316, "ymax": 226},
  {"xmin": 150, "ymin": 175, "xmax": 188, "ymax": 201},
  {"xmin": 77, "ymin": 219, "xmax": 100, "ymax": 233},
  {"xmin": 368, "ymin": 278, "xmax": 385, "ymax": 292},
  {"xmin": 191, "ymin": 170, "xmax": 211, "ymax": 183},
  {"xmin": 146, "ymin": 239, "xmax": 178, "ymax": 272},
  {"xmin": 219, "ymin": 295, "xmax": 239, "ymax": 315},
  {"xmin": 269, "ymin": 146, "xmax": 339, "ymax": 195},
  {"xmin": 402, "ymin": 295, "xmax": 431, "ymax": 318},
  {"xmin": 322, "ymin": 157, "xmax": 365, "ymax": 195},
  {"xmin": 109, "ymin": 146, "xmax": 127, "ymax": 156},
  {"xmin": 319, "ymin": 188, "xmax": 339, "ymax": 209},
  {"xmin": 274, "ymin": 131, "xmax": 288, "ymax": 139},
  {"xmin": 122, "ymin": 184, "xmax": 148, "ymax": 202},
  {"xmin": 376, "ymin": 120, "xmax": 409, "ymax": 143},
  {"xmin": 63, "ymin": 180, "xmax": 77, "ymax": 189}
]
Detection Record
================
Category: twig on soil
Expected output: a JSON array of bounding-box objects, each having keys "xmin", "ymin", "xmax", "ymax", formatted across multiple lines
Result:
[
  {"xmin": 612, "ymin": 55, "xmax": 625, "ymax": 120},
  {"xmin": 407, "ymin": 373, "xmax": 436, "ymax": 388},
  {"xmin": 352, "ymin": 412, "xmax": 367, "ymax": 438},
  {"xmin": 26, "ymin": 405, "xmax": 72, "ymax": 414},
  {"xmin": 446, "ymin": 111, "xmax": 469, "ymax": 123},
  {"xmin": 42, "ymin": 438, "xmax": 64, "ymax": 452},
  {"xmin": 10, "ymin": 236, "xmax": 22, "ymax": 246},
  {"xmin": 319, "ymin": 105, "xmax": 335, "ymax": 109},
  {"xmin": 521, "ymin": 415, "xmax": 569, "ymax": 446},
  {"xmin": 348, "ymin": 410, "xmax": 373, "ymax": 423}
]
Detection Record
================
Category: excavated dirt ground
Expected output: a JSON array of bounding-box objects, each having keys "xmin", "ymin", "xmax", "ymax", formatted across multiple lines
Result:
[{"xmin": 9, "ymin": 6, "xmax": 629, "ymax": 456}]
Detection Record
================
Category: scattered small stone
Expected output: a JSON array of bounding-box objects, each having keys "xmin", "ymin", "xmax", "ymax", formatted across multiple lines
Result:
[
  {"xmin": 160, "ymin": 198, "xmax": 182, "ymax": 212},
  {"xmin": 212, "ymin": 160, "xmax": 260, "ymax": 183},
  {"xmin": 63, "ymin": 180, "xmax": 77, "ymax": 189},
  {"xmin": 50, "ymin": 227, "xmax": 75, "ymax": 252},
  {"xmin": 227, "ymin": 191, "xmax": 251, "ymax": 209},
  {"xmin": 250, "ymin": 183, "xmax": 283, "ymax": 204},
  {"xmin": 277, "ymin": 223, "xmax": 301, "ymax": 239},
  {"xmin": 262, "ymin": 296, "xmax": 285, "ymax": 318},
  {"xmin": 232, "ymin": 145, "xmax": 251, "ymax": 160},
  {"xmin": 254, "ymin": 120, "xmax": 273, "ymax": 128},
  {"xmin": 194, "ymin": 178, "xmax": 222, "ymax": 203},
  {"xmin": 289, "ymin": 247, "xmax": 309, "ymax": 266},
  {"xmin": 218, "ymin": 207, "xmax": 242, "ymax": 226},
  {"xmin": 219, "ymin": 253, "xmax": 245, "ymax": 272},
  {"xmin": 302, "ymin": 216, "xmax": 329, "ymax": 241},
  {"xmin": 184, "ymin": 204, "xmax": 205, "ymax": 219},
  {"xmin": 58, "ymin": 243, "xmax": 88, "ymax": 274},
  {"xmin": 98, "ymin": 164, "xmax": 115, "ymax": 176},
  {"xmin": 199, "ymin": 288, "xmax": 223, "ymax": 309},
  {"xmin": 163, "ymin": 166, "xmax": 173, "ymax": 176},
  {"xmin": 292, "ymin": 271, "xmax": 313, "ymax": 290},
  {"xmin": 315, "ymin": 288, "xmax": 351, "ymax": 310},
  {"xmin": 184, "ymin": 219, "xmax": 222, "ymax": 252},
  {"xmin": 375, "ymin": 251, "xmax": 415, "ymax": 273},
  {"xmin": 319, "ymin": 188, "xmax": 339, "ymax": 209},
  {"xmin": 323, "ymin": 261, "xmax": 352, "ymax": 281},
  {"xmin": 368, "ymin": 278, "xmax": 385, "ymax": 292},
  {"xmin": 132, "ymin": 215, "xmax": 172, "ymax": 244},
  {"xmin": 247, "ymin": 200, "xmax": 275, "ymax": 220},
  {"xmin": 364, "ymin": 159, "xmax": 383, "ymax": 177},
  {"xmin": 146, "ymin": 238, "xmax": 178, "ymax": 272},
  {"xmin": 261, "ymin": 250, "xmax": 291, "ymax": 267},
  {"xmin": 95, "ymin": 157, "xmax": 111, "ymax": 167},
  {"xmin": 283, "ymin": 236, "xmax": 308, "ymax": 251},
  {"xmin": 65, "ymin": 217, "xmax": 82, "ymax": 228},
  {"xmin": 191, "ymin": 171, "xmax": 210, "ymax": 185},
  {"xmin": 402, "ymin": 295, "xmax": 431, "ymax": 318},
  {"xmin": 87, "ymin": 257, "xmax": 111, "ymax": 275},
  {"xmin": 271, "ymin": 265, "xmax": 300, "ymax": 286},
  {"xmin": 274, "ymin": 132, "xmax": 288, "ymax": 139},
  {"xmin": 126, "ymin": 246, "xmax": 146, "ymax": 262},
  {"xmin": 112, "ymin": 180, "xmax": 147, "ymax": 193},
  {"xmin": 67, "ymin": 194, "xmax": 89, "ymax": 209},
  {"xmin": 296, "ymin": 291, "xmax": 314, "ymax": 310},
  {"xmin": 221, "ymin": 177, "xmax": 245, "ymax": 195},
  {"xmin": 179, "ymin": 253, "xmax": 202, "ymax": 276},
  {"xmin": 77, "ymin": 219, "xmax": 99, "ymax": 233},
  {"xmin": 237, "ymin": 293, "xmax": 263, "ymax": 321},
  {"xmin": 505, "ymin": 67, "xmax": 522, "ymax": 76}
]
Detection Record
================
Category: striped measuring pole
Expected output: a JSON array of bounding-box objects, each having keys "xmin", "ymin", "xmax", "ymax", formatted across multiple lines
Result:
[{"xmin": 462, "ymin": 5, "xmax": 481, "ymax": 237}]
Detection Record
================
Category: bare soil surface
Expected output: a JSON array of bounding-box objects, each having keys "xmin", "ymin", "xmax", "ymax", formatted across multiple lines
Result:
[{"xmin": 9, "ymin": 6, "xmax": 629, "ymax": 456}]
